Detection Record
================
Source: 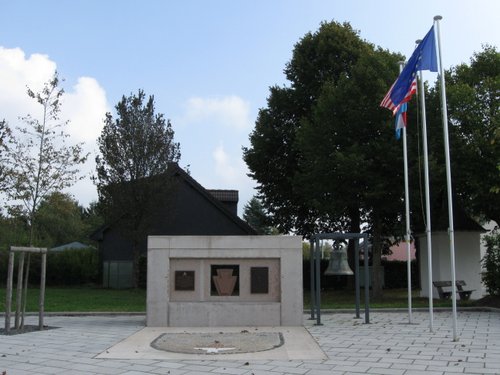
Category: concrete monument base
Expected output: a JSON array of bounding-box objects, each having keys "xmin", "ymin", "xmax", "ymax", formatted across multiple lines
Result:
[{"xmin": 147, "ymin": 235, "xmax": 303, "ymax": 327}]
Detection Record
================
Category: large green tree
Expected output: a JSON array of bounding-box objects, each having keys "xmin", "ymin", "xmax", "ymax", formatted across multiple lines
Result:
[
  {"xmin": 244, "ymin": 21, "xmax": 404, "ymax": 296},
  {"xmin": 95, "ymin": 89, "xmax": 181, "ymax": 287},
  {"xmin": 406, "ymin": 46, "xmax": 500, "ymax": 232},
  {"xmin": 446, "ymin": 46, "xmax": 500, "ymax": 224}
]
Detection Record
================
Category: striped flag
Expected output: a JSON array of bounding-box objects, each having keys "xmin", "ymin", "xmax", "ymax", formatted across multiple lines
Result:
[
  {"xmin": 381, "ymin": 25, "xmax": 437, "ymax": 114},
  {"xmin": 381, "ymin": 79, "xmax": 416, "ymax": 115}
]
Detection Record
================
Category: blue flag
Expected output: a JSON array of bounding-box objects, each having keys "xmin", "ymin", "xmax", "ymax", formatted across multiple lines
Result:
[{"xmin": 381, "ymin": 26, "xmax": 438, "ymax": 112}]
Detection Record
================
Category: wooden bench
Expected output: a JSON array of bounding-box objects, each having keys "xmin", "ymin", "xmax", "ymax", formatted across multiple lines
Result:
[{"xmin": 433, "ymin": 280, "xmax": 475, "ymax": 300}]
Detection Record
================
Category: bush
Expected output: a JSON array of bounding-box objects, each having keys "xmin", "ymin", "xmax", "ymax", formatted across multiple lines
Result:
[
  {"xmin": 482, "ymin": 232, "xmax": 500, "ymax": 296},
  {"xmin": 0, "ymin": 247, "xmax": 98, "ymax": 286},
  {"xmin": 302, "ymin": 258, "xmax": 419, "ymax": 290}
]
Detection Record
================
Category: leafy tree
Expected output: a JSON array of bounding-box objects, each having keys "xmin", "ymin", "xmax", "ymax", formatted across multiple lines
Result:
[
  {"xmin": 3, "ymin": 72, "xmax": 87, "ymax": 327},
  {"xmin": 81, "ymin": 200, "xmax": 105, "ymax": 241},
  {"xmin": 95, "ymin": 89, "xmax": 181, "ymax": 287},
  {"xmin": 5, "ymin": 72, "xmax": 88, "ymax": 246},
  {"xmin": 35, "ymin": 192, "xmax": 86, "ymax": 247},
  {"xmin": 242, "ymin": 196, "xmax": 277, "ymax": 234},
  {"xmin": 0, "ymin": 119, "xmax": 13, "ymax": 186},
  {"xmin": 244, "ymin": 21, "xmax": 403, "ymax": 296},
  {"xmin": 406, "ymin": 46, "xmax": 500, "ymax": 232},
  {"xmin": 446, "ymin": 46, "xmax": 500, "ymax": 224},
  {"xmin": 482, "ymin": 231, "xmax": 500, "ymax": 296}
]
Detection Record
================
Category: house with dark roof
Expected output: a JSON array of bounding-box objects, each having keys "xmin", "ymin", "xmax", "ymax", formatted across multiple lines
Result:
[{"xmin": 91, "ymin": 164, "xmax": 256, "ymax": 288}]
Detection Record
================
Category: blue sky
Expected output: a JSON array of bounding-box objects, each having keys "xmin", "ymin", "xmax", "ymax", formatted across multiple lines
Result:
[{"xmin": 1, "ymin": 0, "xmax": 499, "ymax": 215}]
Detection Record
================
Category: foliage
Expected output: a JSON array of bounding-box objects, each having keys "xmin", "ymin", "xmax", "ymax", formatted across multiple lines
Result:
[
  {"xmin": 242, "ymin": 196, "xmax": 277, "ymax": 234},
  {"xmin": 0, "ymin": 214, "xmax": 30, "ymax": 249},
  {"xmin": 35, "ymin": 192, "xmax": 85, "ymax": 247},
  {"xmin": 407, "ymin": 46, "xmax": 500, "ymax": 232},
  {"xmin": 95, "ymin": 89, "xmax": 181, "ymax": 287},
  {"xmin": 244, "ymin": 21, "xmax": 404, "ymax": 296},
  {"xmin": 0, "ymin": 119, "xmax": 13, "ymax": 187},
  {"xmin": 46, "ymin": 248, "xmax": 99, "ymax": 285},
  {"xmin": 0, "ymin": 247, "xmax": 98, "ymax": 286},
  {"xmin": 445, "ymin": 46, "xmax": 500, "ymax": 224},
  {"xmin": 482, "ymin": 231, "xmax": 500, "ymax": 296},
  {"xmin": 4, "ymin": 72, "xmax": 88, "ymax": 245}
]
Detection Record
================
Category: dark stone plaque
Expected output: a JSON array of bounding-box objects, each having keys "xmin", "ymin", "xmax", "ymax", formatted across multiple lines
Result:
[
  {"xmin": 175, "ymin": 271, "xmax": 195, "ymax": 291},
  {"xmin": 251, "ymin": 267, "xmax": 269, "ymax": 294}
]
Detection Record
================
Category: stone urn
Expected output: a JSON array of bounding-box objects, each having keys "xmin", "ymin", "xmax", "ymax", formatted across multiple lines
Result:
[{"xmin": 213, "ymin": 268, "xmax": 237, "ymax": 296}]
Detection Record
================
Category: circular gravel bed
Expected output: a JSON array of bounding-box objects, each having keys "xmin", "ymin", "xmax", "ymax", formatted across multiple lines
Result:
[{"xmin": 151, "ymin": 331, "xmax": 284, "ymax": 354}]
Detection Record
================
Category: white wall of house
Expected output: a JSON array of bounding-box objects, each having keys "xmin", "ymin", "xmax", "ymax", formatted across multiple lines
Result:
[{"xmin": 418, "ymin": 231, "xmax": 484, "ymax": 300}]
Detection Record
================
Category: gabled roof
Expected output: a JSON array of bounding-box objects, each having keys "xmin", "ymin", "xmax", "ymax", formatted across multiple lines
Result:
[
  {"xmin": 51, "ymin": 242, "xmax": 93, "ymax": 252},
  {"xmin": 90, "ymin": 163, "xmax": 255, "ymax": 240},
  {"xmin": 416, "ymin": 193, "xmax": 486, "ymax": 233}
]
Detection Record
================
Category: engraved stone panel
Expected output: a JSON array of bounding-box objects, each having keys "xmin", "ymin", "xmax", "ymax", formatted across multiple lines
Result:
[
  {"xmin": 175, "ymin": 271, "xmax": 195, "ymax": 291},
  {"xmin": 211, "ymin": 265, "xmax": 239, "ymax": 296},
  {"xmin": 251, "ymin": 267, "xmax": 269, "ymax": 294}
]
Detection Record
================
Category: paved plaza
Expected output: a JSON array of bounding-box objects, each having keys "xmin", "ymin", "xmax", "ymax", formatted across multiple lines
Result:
[{"xmin": 1, "ymin": 310, "xmax": 499, "ymax": 374}]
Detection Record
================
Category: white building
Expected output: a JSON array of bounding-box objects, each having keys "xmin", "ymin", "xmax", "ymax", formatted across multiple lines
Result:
[{"xmin": 417, "ymin": 206, "xmax": 486, "ymax": 300}]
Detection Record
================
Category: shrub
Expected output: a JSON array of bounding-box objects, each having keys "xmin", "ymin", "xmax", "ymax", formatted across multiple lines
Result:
[
  {"xmin": 0, "ymin": 247, "xmax": 98, "ymax": 286},
  {"xmin": 482, "ymin": 232, "xmax": 500, "ymax": 296}
]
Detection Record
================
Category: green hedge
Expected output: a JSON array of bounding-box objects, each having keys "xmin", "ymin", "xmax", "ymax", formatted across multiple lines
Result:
[
  {"xmin": 302, "ymin": 259, "xmax": 419, "ymax": 290},
  {"xmin": 0, "ymin": 248, "xmax": 98, "ymax": 286}
]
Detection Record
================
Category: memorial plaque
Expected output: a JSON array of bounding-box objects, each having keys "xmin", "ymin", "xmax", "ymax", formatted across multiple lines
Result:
[
  {"xmin": 175, "ymin": 271, "xmax": 195, "ymax": 291},
  {"xmin": 251, "ymin": 267, "xmax": 269, "ymax": 294},
  {"xmin": 211, "ymin": 265, "xmax": 239, "ymax": 296}
]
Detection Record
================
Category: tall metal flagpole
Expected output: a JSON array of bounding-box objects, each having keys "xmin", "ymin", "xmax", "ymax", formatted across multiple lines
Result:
[
  {"xmin": 415, "ymin": 40, "xmax": 434, "ymax": 332},
  {"xmin": 398, "ymin": 61, "xmax": 413, "ymax": 325},
  {"xmin": 434, "ymin": 15, "xmax": 459, "ymax": 341}
]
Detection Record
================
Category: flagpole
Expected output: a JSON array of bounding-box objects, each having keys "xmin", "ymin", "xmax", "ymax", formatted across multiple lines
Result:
[
  {"xmin": 415, "ymin": 41, "xmax": 434, "ymax": 332},
  {"xmin": 398, "ymin": 61, "xmax": 413, "ymax": 325},
  {"xmin": 434, "ymin": 15, "xmax": 458, "ymax": 342}
]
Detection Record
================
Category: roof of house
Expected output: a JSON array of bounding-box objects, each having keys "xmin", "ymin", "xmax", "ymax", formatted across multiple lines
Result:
[
  {"xmin": 90, "ymin": 163, "xmax": 255, "ymax": 240},
  {"xmin": 51, "ymin": 241, "xmax": 93, "ymax": 252},
  {"xmin": 432, "ymin": 195, "xmax": 485, "ymax": 233},
  {"xmin": 207, "ymin": 189, "xmax": 238, "ymax": 203}
]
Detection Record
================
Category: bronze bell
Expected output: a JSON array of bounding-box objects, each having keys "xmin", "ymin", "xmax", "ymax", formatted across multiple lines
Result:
[{"xmin": 324, "ymin": 241, "xmax": 354, "ymax": 275}]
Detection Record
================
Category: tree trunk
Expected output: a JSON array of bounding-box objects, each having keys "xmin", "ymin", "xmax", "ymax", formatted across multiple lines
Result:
[
  {"xmin": 347, "ymin": 206, "xmax": 361, "ymax": 290},
  {"xmin": 371, "ymin": 210, "xmax": 384, "ymax": 299},
  {"xmin": 132, "ymin": 239, "xmax": 140, "ymax": 289}
]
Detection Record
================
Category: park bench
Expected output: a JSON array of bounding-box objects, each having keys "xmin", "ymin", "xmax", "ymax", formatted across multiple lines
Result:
[{"xmin": 433, "ymin": 280, "xmax": 475, "ymax": 301}]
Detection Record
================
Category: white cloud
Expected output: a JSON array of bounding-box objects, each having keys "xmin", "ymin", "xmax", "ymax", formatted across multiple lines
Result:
[
  {"xmin": 181, "ymin": 95, "xmax": 252, "ymax": 130},
  {"xmin": 213, "ymin": 142, "xmax": 241, "ymax": 184},
  {"xmin": 62, "ymin": 76, "xmax": 109, "ymax": 142},
  {"xmin": 0, "ymin": 46, "xmax": 110, "ymax": 207},
  {"xmin": 0, "ymin": 47, "xmax": 56, "ymax": 124},
  {"xmin": 212, "ymin": 142, "xmax": 256, "ymax": 211}
]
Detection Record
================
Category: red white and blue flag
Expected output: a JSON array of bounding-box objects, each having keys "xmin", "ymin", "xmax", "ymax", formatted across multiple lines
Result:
[
  {"xmin": 381, "ymin": 79, "xmax": 417, "ymax": 115},
  {"xmin": 380, "ymin": 25, "xmax": 437, "ymax": 114}
]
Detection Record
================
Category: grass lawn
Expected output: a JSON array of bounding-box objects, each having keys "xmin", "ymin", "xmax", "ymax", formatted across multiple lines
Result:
[
  {"xmin": 0, "ymin": 287, "xmax": 486, "ymax": 313},
  {"xmin": 0, "ymin": 287, "xmax": 147, "ymax": 312},
  {"xmin": 305, "ymin": 288, "xmax": 476, "ymax": 309}
]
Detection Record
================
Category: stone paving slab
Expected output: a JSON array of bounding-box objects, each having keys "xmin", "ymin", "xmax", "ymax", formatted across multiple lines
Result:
[
  {"xmin": 98, "ymin": 326, "xmax": 326, "ymax": 360},
  {"xmin": 0, "ymin": 310, "xmax": 499, "ymax": 374}
]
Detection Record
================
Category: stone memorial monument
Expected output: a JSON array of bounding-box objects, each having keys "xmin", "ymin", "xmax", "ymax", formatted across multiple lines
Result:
[{"xmin": 147, "ymin": 235, "xmax": 303, "ymax": 327}]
